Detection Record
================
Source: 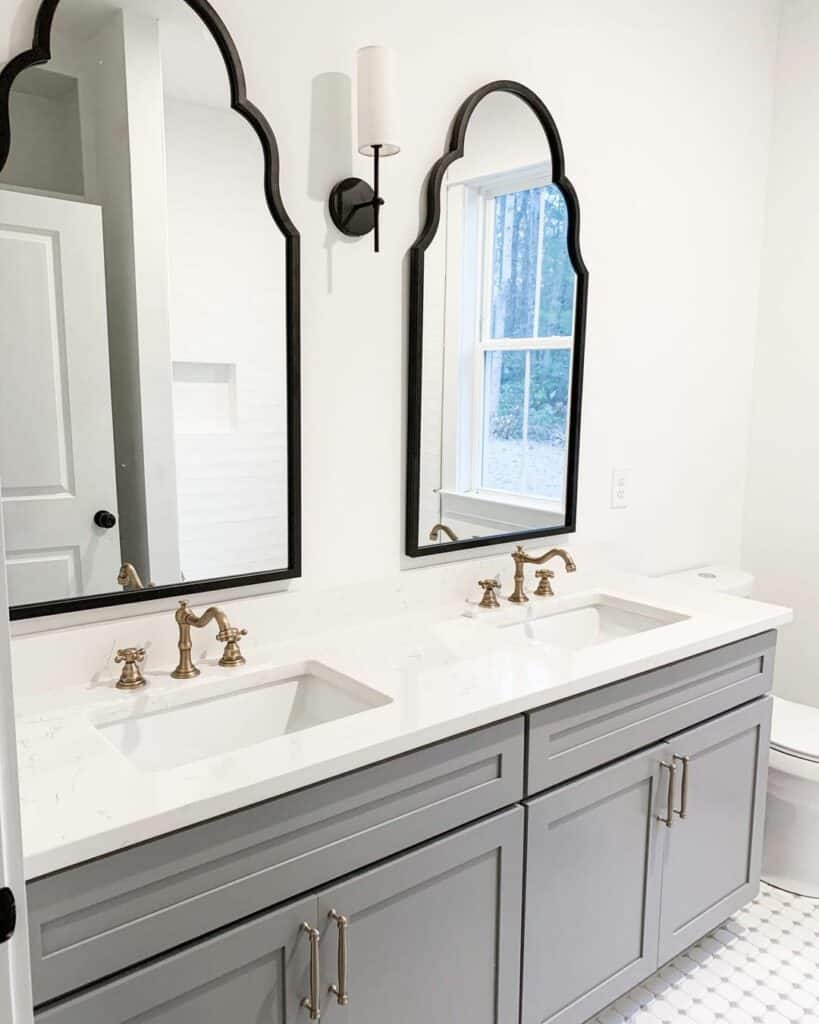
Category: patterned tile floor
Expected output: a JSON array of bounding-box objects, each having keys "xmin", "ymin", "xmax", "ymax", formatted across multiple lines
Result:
[{"xmin": 592, "ymin": 885, "xmax": 819, "ymax": 1023}]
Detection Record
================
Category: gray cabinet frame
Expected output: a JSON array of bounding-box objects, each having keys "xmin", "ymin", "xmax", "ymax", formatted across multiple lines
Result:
[
  {"xmin": 28, "ymin": 718, "xmax": 524, "ymax": 1005},
  {"xmin": 522, "ymin": 696, "xmax": 773, "ymax": 1024},
  {"xmin": 36, "ymin": 810, "xmax": 525, "ymax": 1024}
]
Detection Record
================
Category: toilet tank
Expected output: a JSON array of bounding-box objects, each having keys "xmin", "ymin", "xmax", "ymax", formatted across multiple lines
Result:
[{"xmin": 660, "ymin": 564, "xmax": 754, "ymax": 597}]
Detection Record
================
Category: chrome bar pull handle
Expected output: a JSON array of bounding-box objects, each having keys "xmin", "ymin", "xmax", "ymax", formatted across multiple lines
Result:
[
  {"xmin": 673, "ymin": 754, "xmax": 690, "ymax": 819},
  {"xmin": 657, "ymin": 761, "xmax": 677, "ymax": 828},
  {"xmin": 328, "ymin": 909, "xmax": 350, "ymax": 1005},
  {"xmin": 301, "ymin": 924, "xmax": 321, "ymax": 1019}
]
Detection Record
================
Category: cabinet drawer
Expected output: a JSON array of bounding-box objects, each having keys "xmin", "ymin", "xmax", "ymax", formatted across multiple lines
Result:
[
  {"xmin": 526, "ymin": 632, "xmax": 775, "ymax": 795},
  {"xmin": 27, "ymin": 717, "xmax": 524, "ymax": 1006}
]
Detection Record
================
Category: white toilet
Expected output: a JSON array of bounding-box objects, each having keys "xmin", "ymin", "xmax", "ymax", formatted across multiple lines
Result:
[{"xmin": 663, "ymin": 564, "xmax": 819, "ymax": 898}]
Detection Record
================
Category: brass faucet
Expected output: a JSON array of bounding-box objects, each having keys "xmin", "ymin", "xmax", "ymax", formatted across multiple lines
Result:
[
  {"xmin": 429, "ymin": 522, "xmax": 459, "ymax": 543},
  {"xmin": 118, "ymin": 562, "xmax": 146, "ymax": 590},
  {"xmin": 508, "ymin": 546, "xmax": 576, "ymax": 603},
  {"xmin": 171, "ymin": 601, "xmax": 248, "ymax": 679}
]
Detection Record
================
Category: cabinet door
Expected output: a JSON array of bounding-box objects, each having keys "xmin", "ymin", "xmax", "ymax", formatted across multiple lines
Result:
[
  {"xmin": 317, "ymin": 807, "xmax": 524, "ymax": 1024},
  {"xmin": 35, "ymin": 896, "xmax": 315, "ymax": 1024},
  {"xmin": 658, "ymin": 696, "xmax": 772, "ymax": 963},
  {"xmin": 522, "ymin": 744, "xmax": 667, "ymax": 1024}
]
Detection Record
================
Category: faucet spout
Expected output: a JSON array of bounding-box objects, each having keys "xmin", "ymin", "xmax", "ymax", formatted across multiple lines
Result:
[
  {"xmin": 509, "ymin": 546, "xmax": 576, "ymax": 603},
  {"xmin": 180, "ymin": 604, "xmax": 233, "ymax": 635},
  {"xmin": 118, "ymin": 562, "xmax": 145, "ymax": 590},
  {"xmin": 172, "ymin": 602, "xmax": 247, "ymax": 679},
  {"xmin": 429, "ymin": 522, "xmax": 459, "ymax": 543}
]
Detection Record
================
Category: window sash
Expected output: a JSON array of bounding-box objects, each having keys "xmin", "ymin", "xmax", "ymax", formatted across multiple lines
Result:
[
  {"xmin": 475, "ymin": 348, "xmax": 573, "ymax": 502},
  {"xmin": 472, "ymin": 186, "xmax": 573, "ymax": 498}
]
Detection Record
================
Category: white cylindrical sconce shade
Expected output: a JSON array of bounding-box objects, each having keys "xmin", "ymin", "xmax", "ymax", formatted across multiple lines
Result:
[{"xmin": 357, "ymin": 45, "xmax": 400, "ymax": 157}]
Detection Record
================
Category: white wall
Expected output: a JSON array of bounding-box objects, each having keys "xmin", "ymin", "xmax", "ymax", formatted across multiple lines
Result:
[
  {"xmin": 743, "ymin": 0, "xmax": 818, "ymax": 706},
  {"xmin": 1, "ymin": 0, "xmax": 780, "ymax": 605}
]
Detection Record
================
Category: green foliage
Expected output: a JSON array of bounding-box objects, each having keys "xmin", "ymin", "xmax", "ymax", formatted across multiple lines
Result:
[
  {"xmin": 488, "ymin": 349, "xmax": 570, "ymax": 445},
  {"xmin": 491, "ymin": 184, "xmax": 574, "ymax": 340}
]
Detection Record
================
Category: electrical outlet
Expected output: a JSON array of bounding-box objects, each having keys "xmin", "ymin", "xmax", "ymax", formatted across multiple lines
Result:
[{"xmin": 611, "ymin": 467, "xmax": 630, "ymax": 509}]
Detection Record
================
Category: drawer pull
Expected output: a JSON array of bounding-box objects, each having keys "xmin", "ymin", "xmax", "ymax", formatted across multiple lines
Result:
[
  {"xmin": 328, "ymin": 909, "xmax": 350, "ymax": 1004},
  {"xmin": 301, "ymin": 923, "xmax": 321, "ymax": 1019},
  {"xmin": 657, "ymin": 761, "xmax": 677, "ymax": 828},
  {"xmin": 673, "ymin": 754, "xmax": 690, "ymax": 819}
]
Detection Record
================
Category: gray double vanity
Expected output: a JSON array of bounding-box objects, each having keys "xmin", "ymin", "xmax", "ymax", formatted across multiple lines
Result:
[{"xmin": 24, "ymin": 628, "xmax": 776, "ymax": 1024}]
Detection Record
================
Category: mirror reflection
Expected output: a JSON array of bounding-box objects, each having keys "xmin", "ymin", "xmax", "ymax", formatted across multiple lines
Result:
[
  {"xmin": 413, "ymin": 89, "xmax": 584, "ymax": 553},
  {"xmin": 0, "ymin": 0, "xmax": 293, "ymax": 612}
]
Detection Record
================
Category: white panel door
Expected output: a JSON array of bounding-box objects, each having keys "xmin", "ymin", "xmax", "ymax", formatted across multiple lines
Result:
[
  {"xmin": 0, "ymin": 498, "xmax": 34, "ymax": 1023},
  {"xmin": 0, "ymin": 189, "xmax": 121, "ymax": 606}
]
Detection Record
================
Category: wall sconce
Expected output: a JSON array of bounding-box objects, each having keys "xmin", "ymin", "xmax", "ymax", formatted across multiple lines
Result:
[{"xmin": 329, "ymin": 45, "xmax": 400, "ymax": 253}]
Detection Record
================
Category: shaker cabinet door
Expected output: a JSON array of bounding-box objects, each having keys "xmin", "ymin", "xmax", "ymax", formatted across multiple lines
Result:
[
  {"xmin": 317, "ymin": 807, "xmax": 524, "ymax": 1024},
  {"xmin": 35, "ymin": 896, "xmax": 315, "ymax": 1024},
  {"xmin": 522, "ymin": 744, "xmax": 667, "ymax": 1024},
  {"xmin": 657, "ymin": 696, "xmax": 772, "ymax": 963}
]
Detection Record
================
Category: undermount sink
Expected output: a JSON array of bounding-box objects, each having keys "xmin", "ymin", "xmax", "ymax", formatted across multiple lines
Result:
[
  {"xmin": 97, "ymin": 661, "xmax": 392, "ymax": 771},
  {"xmin": 500, "ymin": 595, "xmax": 689, "ymax": 650}
]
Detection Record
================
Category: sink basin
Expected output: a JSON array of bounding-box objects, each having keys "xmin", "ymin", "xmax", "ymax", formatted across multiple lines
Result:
[
  {"xmin": 97, "ymin": 661, "xmax": 392, "ymax": 771},
  {"xmin": 500, "ymin": 595, "xmax": 688, "ymax": 650}
]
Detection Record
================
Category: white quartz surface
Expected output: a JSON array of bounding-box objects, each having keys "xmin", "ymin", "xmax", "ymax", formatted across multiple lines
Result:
[{"xmin": 15, "ymin": 570, "xmax": 791, "ymax": 879}]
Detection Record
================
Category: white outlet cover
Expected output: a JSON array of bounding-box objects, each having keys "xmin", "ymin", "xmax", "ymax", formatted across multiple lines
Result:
[{"xmin": 611, "ymin": 467, "xmax": 630, "ymax": 509}]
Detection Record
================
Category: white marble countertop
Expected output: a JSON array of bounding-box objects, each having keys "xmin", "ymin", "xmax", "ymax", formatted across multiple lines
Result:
[{"xmin": 15, "ymin": 569, "xmax": 792, "ymax": 879}]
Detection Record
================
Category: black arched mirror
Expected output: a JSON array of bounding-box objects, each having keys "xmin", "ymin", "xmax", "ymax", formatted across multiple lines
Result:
[
  {"xmin": 406, "ymin": 81, "xmax": 587, "ymax": 557},
  {"xmin": 0, "ymin": 0, "xmax": 300, "ymax": 618}
]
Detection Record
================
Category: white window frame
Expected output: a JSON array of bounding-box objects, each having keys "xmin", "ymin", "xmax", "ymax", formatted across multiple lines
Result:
[{"xmin": 439, "ymin": 162, "xmax": 575, "ymax": 525}]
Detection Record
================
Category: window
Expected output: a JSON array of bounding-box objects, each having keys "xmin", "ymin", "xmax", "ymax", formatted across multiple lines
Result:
[{"xmin": 453, "ymin": 169, "xmax": 576, "ymax": 508}]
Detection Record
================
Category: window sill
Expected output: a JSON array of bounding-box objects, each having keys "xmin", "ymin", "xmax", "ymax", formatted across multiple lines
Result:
[{"xmin": 439, "ymin": 489, "xmax": 565, "ymax": 532}]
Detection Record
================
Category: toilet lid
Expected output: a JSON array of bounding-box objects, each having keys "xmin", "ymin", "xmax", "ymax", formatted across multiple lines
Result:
[{"xmin": 771, "ymin": 697, "xmax": 819, "ymax": 763}]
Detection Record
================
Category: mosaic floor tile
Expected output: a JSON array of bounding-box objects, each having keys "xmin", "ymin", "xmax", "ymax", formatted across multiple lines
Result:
[{"xmin": 591, "ymin": 885, "xmax": 819, "ymax": 1024}]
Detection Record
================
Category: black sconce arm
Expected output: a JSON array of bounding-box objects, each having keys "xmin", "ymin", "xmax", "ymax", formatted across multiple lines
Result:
[{"xmin": 328, "ymin": 143, "xmax": 387, "ymax": 253}]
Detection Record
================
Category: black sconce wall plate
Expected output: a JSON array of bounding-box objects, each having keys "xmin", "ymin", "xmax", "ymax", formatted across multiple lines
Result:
[
  {"xmin": 328, "ymin": 144, "xmax": 385, "ymax": 251},
  {"xmin": 329, "ymin": 178, "xmax": 378, "ymax": 236}
]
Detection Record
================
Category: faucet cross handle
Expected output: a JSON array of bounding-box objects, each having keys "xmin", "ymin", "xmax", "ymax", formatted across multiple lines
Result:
[
  {"xmin": 114, "ymin": 647, "xmax": 147, "ymax": 690},
  {"xmin": 217, "ymin": 626, "xmax": 248, "ymax": 668},
  {"xmin": 477, "ymin": 579, "xmax": 501, "ymax": 609},
  {"xmin": 534, "ymin": 569, "xmax": 556, "ymax": 597}
]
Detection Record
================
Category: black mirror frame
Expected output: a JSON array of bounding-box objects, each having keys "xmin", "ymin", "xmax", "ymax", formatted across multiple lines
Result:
[
  {"xmin": 405, "ymin": 79, "xmax": 588, "ymax": 558},
  {"xmin": 0, "ymin": 0, "xmax": 301, "ymax": 620}
]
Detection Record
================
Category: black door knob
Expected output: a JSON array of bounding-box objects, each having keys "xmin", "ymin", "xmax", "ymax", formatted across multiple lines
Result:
[
  {"xmin": 94, "ymin": 510, "xmax": 117, "ymax": 529},
  {"xmin": 0, "ymin": 887, "xmax": 16, "ymax": 944}
]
